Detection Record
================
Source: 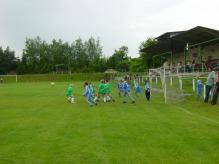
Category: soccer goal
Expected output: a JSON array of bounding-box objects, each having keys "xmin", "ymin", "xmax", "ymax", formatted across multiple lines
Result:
[
  {"xmin": 0, "ymin": 75, "xmax": 18, "ymax": 83},
  {"xmin": 149, "ymin": 68, "xmax": 184, "ymax": 103}
]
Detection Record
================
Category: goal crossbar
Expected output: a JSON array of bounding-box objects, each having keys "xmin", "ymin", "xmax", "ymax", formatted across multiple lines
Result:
[{"xmin": 0, "ymin": 75, "xmax": 18, "ymax": 83}]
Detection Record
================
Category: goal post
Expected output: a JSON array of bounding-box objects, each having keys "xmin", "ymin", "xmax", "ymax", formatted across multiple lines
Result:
[
  {"xmin": 149, "ymin": 67, "xmax": 184, "ymax": 103},
  {"xmin": 0, "ymin": 75, "xmax": 18, "ymax": 83}
]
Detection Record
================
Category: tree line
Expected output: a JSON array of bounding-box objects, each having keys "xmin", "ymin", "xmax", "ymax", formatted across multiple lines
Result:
[{"xmin": 0, "ymin": 36, "xmax": 159, "ymax": 75}]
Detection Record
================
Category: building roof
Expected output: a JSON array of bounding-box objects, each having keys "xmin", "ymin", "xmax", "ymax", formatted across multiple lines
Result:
[
  {"xmin": 157, "ymin": 31, "xmax": 185, "ymax": 40},
  {"xmin": 141, "ymin": 26, "xmax": 219, "ymax": 56}
]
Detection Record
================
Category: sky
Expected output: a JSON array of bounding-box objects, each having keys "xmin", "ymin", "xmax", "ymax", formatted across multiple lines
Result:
[{"xmin": 0, "ymin": 0, "xmax": 219, "ymax": 58}]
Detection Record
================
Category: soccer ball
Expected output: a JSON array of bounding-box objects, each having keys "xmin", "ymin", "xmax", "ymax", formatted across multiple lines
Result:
[
  {"xmin": 71, "ymin": 97, "xmax": 75, "ymax": 103},
  {"xmin": 51, "ymin": 82, "xmax": 55, "ymax": 87}
]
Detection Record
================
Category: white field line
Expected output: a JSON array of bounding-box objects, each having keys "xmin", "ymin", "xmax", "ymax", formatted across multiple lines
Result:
[{"xmin": 174, "ymin": 105, "xmax": 219, "ymax": 126}]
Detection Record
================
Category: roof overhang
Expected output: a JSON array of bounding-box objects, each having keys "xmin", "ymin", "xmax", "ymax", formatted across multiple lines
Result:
[{"xmin": 141, "ymin": 26, "xmax": 219, "ymax": 56}]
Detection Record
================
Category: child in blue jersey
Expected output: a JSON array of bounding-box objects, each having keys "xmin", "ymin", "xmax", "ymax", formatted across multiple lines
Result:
[
  {"xmin": 83, "ymin": 82, "xmax": 97, "ymax": 106},
  {"xmin": 118, "ymin": 80, "xmax": 123, "ymax": 96},
  {"xmin": 145, "ymin": 80, "xmax": 150, "ymax": 101},
  {"xmin": 134, "ymin": 79, "xmax": 141, "ymax": 96},
  {"xmin": 196, "ymin": 77, "xmax": 202, "ymax": 99},
  {"xmin": 122, "ymin": 79, "xmax": 135, "ymax": 104},
  {"xmin": 89, "ymin": 82, "xmax": 98, "ymax": 103}
]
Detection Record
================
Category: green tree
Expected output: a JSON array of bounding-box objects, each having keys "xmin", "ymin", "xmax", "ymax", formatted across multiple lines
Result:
[
  {"xmin": 129, "ymin": 58, "xmax": 144, "ymax": 72},
  {"xmin": 0, "ymin": 46, "xmax": 18, "ymax": 74},
  {"xmin": 107, "ymin": 46, "xmax": 130, "ymax": 72},
  {"xmin": 138, "ymin": 38, "xmax": 157, "ymax": 70}
]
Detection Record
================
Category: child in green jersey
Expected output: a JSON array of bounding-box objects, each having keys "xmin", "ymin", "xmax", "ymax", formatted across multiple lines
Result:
[
  {"xmin": 98, "ymin": 80, "xmax": 105, "ymax": 102},
  {"xmin": 104, "ymin": 79, "xmax": 115, "ymax": 102},
  {"xmin": 66, "ymin": 84, "xmax": 74, "ymax": 103}
]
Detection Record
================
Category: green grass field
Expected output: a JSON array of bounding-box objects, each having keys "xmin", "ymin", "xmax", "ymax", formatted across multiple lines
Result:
[{"xmin": 0, "ymin": 82, "xmax": 219, "ymax": 163}]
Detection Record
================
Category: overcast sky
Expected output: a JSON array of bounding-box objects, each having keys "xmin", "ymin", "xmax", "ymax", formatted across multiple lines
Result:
[{"xmin": 0, "ymin": 0, "xmax": 219, "ymax": 57}]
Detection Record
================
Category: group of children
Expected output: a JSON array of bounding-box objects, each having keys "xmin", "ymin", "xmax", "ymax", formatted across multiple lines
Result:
[
  {"xmin": 97, "ymin": 79, "xmax": 115, "ymax": 103},
  {"xmin": 65, "ymin": 77, "xmax": 151, "ymax": 107},
  {"xmin": 118, "ymin": 78, "xmax": 150, "ymax": 104},
  {"xmin": 65, "ymin": 79, "xmax": 115, "ymax": 107}
]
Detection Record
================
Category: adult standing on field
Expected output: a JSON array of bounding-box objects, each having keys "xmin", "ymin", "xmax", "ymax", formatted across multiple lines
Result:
[
  {"xmin": 211, "ymin": 71, "xmax": 219, "ymax": 105},
  {"xmin": 204, "ymin": 67, "xmax": 216, "ymax": 103}
]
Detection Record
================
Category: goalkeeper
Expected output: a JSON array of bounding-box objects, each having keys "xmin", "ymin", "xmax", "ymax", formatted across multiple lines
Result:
[{"xmin": 145, "ymin": 80, "xmax": 150, "ymax": 101}]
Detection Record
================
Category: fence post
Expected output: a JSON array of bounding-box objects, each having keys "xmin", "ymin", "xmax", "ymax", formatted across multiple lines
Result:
[
  {"xmin": 150, "ymin": 77, "xmax": 152, "ymax": 84},
  {"xmin": 156, "ymin": 77, "xmax": 158, "ymax": 84},
  {"xmin": 193, "ymin": 79, "xmax": 195, "ymax": 92},
  {"xmin": 170, "ymin": 76, "xmax": 173, "ymax": 86},
  {"xmin": 203, "ymin": 85, "xmax": 206, "ymax": 99},
  {"xmin": 179, "ymin": 79, "xmax": 183, "ymax": 90}
]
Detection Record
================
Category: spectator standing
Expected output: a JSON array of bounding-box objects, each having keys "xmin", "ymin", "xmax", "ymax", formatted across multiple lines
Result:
[
  {"xmin": 204, "ymin": 67, "xmax": 216, "ymax": 103},
  {"xmin": 211, "ymin": 71, "xmax": 219, "ymax": 105}
]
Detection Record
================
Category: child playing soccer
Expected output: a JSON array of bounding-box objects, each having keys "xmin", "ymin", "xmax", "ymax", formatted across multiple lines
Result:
[
  {"xmin": 145, "ymin": 80, "xmax": 150, "ymax": 101},
  {"xmin": 83, "ymin": 82, "xmax": 97, "ymax": 107},
  {"xmin": 122, "ymin": 79, "xmax": 135, "ymax": 104},
  {"xmin": 98, "ymin": 80, "xmax": 105, "ymax": 102},
  {"xmin": 196, "ymin": 77, "xmax": 202, "ymax": 99},
  {"xmin": 66, "ymin": 84, "xmax": 75, "ymax": 103},
  {"xmin": 89, "ymin": 82, "xmax": 98, "ymax": 103},
  {"xmin": 104, "ymin": 79, "xmax": 115, "ymax": 102},
  {"xmin": 118, "ymin": 80, "xmax": 123, "ymax": 97},
  {"xmin": 134, "ymin": 79, "xmax": 141, "ymax": 97}
]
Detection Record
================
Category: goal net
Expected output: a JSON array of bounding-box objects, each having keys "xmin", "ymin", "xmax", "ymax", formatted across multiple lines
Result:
[
  {"xmin": 0, "ymin": 75, "xmax": 18, "ymax": 83},
  {"xmin": 149, "ymin": 68, "xmax": 184, "ymax": 103}
]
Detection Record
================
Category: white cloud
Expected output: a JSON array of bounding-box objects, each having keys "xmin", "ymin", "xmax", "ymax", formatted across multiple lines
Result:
[{"xmin": 0, "ymin": 0, "xmax": 218, "ymax": 57}]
